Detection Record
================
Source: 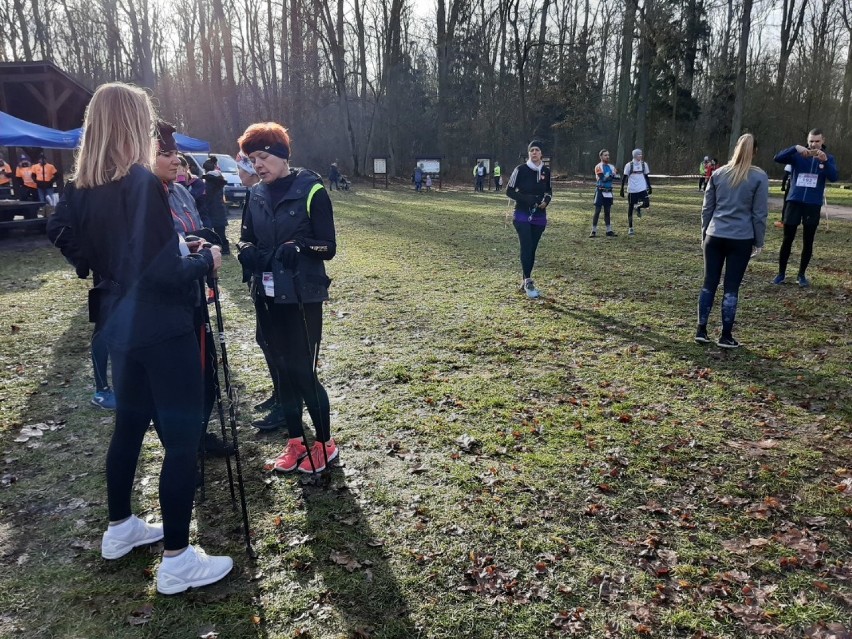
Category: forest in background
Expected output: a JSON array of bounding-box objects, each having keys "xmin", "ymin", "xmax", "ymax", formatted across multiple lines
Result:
[{"xmin": 1, "ymin": 0, "xmax": 850, "ymax": 179}]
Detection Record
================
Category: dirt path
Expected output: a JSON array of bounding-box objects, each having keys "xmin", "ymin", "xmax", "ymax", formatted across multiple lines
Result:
[{"xmin": 770, "ymin": 197, "xmax": 852, "ymax": 221}]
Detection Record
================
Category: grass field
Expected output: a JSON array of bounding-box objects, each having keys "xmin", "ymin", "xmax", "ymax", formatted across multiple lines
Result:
[{"xmin": 0, "ymin": 184, "xmax": 850, "ymax": 639}]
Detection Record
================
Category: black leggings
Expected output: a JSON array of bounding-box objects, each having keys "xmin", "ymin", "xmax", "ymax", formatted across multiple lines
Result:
[
  {"xmin": 697, "ymin": 236, "xmax": 752, "ymax": 337},
  {"xmin": 255, "ymin": 299, "xmax": 331, "ymax": 442},
  {"xmin": 513, "ymin": 220, "xmax": 546, "ymax": 279},
  {"xmin": 92, "ymin": 328, "xmax": 110, "ymax": 392},
  {"xmin": 779, "ymin": 223, "xmax": 818, "ymax": 277},
  {"xmin": 108, "ymin": 332, "xmax": 203, "ymax": 550}
]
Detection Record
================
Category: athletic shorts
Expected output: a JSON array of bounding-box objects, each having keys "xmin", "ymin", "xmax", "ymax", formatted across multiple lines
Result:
[
  {"xmin": 783, "ymin": 200, "xmax": 822, "ymax": 228},
  {"xmin": 628, "ymin": 191, "xmax": 650, "ymax": 208},
  {"xmin": 594, "ymin": 189, "xmax": 614, "ymax": 208}
]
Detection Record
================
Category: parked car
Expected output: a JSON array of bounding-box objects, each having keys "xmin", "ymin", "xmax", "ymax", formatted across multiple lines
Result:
[{"xmin": 184, "ymin": 153, "xmax": 247, "ymax": 208}]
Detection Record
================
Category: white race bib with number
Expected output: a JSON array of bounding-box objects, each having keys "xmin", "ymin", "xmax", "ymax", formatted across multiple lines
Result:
[
  {"xmin": 796, "ymin": 173, "xmax": 818, "ymax": 188},
  {"xmin": 602, "ymin": 191, "xmax": 613, "ymax": 199},
  {"xmin": 262, "ymin": 272, "xmax": 275, "ymax": 297}
]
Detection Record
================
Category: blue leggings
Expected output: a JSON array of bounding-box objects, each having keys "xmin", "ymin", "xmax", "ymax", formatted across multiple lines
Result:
[
  {"xmin": 513, "ymin": 220, "xmax": 546, "ymax": 279},
  {"xmin": 697, "ymin": 236, "xmax": 752, "ymax": 337},
  {"xmin": 108, "ymin": 332, "xmax": 203, "ymax": 550}
]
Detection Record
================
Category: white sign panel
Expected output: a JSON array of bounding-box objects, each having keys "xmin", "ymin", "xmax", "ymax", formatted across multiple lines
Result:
[
  {"xmin": 373, "ymin": 158, "xmax": 387, "ymax": 174},
  {"xmin": 418, "ymin": 159, "xmax": 441, "ymax": 174}
]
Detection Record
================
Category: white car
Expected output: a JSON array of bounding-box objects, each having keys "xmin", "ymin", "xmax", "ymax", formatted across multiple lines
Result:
[{"xmin": 184, "ymin": 153, "xmax": 247, "ymax": 208}]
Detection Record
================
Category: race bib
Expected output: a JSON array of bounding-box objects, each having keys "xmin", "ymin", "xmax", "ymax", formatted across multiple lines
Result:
[
  {"xmin": 602, "ymin": 191, "xmax": 613, "ymax": 199},
  {"xmin": 796, "ymin": 173, "xmax": 818, "ymax": 188},
  {"xmin": 262, "ymin": 272, "xmax": 275, "ymax": 297}
]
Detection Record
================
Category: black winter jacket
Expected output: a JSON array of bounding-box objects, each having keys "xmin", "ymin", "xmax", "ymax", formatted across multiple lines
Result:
[
  {"xmin": 48, "ymin": 164, "xmax": 215, "ymax": 349},
  {"xmin": 239, "ymin": 168, "xmax": 335, "ymax": 305},
  {"xmin": 506, "ymin": 162, "xmax": 553, "ymax": 210}
]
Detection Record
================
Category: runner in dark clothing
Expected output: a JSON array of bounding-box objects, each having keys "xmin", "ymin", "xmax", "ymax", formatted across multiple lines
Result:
[
  {"xmin": 506, "ymin": 140, "xmax": 552, "ymax": 299},
  {"xmin": 772, "ymin": 129, "xmax": 838, "ymax": 287}
]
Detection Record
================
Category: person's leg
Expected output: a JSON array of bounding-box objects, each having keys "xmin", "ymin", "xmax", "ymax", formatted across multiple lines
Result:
[
  {"xmin": 214, "ymin": 223, "xmax": 230, "ymax": 254},
  {"xmin": 603, "ymin": 200, "xmax": 612, "ymax": 230},
  {"xmin": 528, "ymin": 223, "xmax": 546, "ymax": 277},
  {"xmin": 276, "ymin": 304, "xmax": 331, "ymax": 442},
  {"xmin": 627, "ymin": 194, "xmax": 635, "ymax": 229},
  {"xmin": 720, "ymin": 239, "xmax": 753, "ymax": 338},
  {"xmin": 591, "ymin": 204, "xmax": 602, "ymax": 231},
  {"xmin": 255, "ymin": 315, "xmax": 279, "ymax": 407},
  {"xmin": 698, "ymin": 236, "xmax": 726, "ymax": 333},
  {"xmin": 798, "ymin": 221, "xmax": 819, "ymax": 278},
  {"xmin": 92, "ymin": 327, "xmax": 110, "ymax": 392},
  {"xmin": 144, "ymin": 333, "xmax": 205, "ymax": 551},
  {"xmin": 107, "ymin": 348, "xmax": 156, "ymax": 523},
  {"xmin": 778, "ymin": 223, "xmax": 798, "ymax": 278},
  {"xmin": 513, "ymin": 220, "xmax": 535, "ymax": 280}
]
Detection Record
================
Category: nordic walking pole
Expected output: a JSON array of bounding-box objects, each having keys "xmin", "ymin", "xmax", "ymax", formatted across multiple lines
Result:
[
  {"xmin": 209, "ymin": 275, "xmax": 255, "ymax": 557},
  {"xmin": 292, "ymin": 271, "xmax": 331, "ymax": 485}
]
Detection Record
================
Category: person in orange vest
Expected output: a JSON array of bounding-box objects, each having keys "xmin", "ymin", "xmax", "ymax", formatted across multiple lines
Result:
[
  {"xmin": 32, "ymin": 154, "xmax": 59, "ymax": 203},
  {"xmin": 0, "ymin": 154, "xmax": 12, "ymax": 190},
  {"xmin": 15, "ymin": 154, "xmax": 38, "ymax": 201}
]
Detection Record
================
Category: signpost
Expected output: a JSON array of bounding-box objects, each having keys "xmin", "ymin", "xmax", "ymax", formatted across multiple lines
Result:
[{"xmin": 372, "ymin": 157, "xmax": 388, "ymax": 189}]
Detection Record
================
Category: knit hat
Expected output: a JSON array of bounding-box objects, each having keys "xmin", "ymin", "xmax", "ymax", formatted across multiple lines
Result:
[
  {"xmin": 156, "ymin": 120, "xmax": 178, "ymax": 153},
  {"xmin": 235, "ymin": 152, "xmax": 256, "ymax": 176},
  {"xmin": 632, "ymin": 148, "xmax": 643, "ymax": 159},
  {"xmin": 528, "ymin": 140, "xmax": 544, "ymax": 153}
]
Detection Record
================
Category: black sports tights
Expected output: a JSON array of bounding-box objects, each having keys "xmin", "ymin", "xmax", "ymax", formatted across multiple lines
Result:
[
  {"xmin": 513, "ymin": 220, "xmax": 546, "ymax": 279},
  {"xmin": 108, "ymin": 332, "xmax": 203, "ymax": 550},
  {"xmin": 255, "ymin": 299, "xmax": 331, "ymax": 442},
  {"xmin": 778, "ymin": 223, "xmax": 818, "ymax": 277}
]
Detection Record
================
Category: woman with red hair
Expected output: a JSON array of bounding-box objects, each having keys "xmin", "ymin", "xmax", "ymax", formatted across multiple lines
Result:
[{"xmin": 236, "ymin": 122, "xmax": 338, "ymax": 473}]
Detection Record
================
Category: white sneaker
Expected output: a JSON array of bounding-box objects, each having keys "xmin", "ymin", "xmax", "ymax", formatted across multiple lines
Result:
[
  {"xmin": 157, "ymin": 545, "xmax": 233, "ymax": 595},
  {"xmin": 101, "ymin": 515, "xmax": 164, "ymax": 560}
]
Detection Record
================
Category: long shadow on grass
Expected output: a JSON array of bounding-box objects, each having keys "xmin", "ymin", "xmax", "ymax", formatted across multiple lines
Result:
[
  {"xmin": 299, "ymin": 475, "xmax": 418, "ymax": 638},
  {"xmin": 542, "ymin": 299, "xmax": 852, "ymax": 423}
]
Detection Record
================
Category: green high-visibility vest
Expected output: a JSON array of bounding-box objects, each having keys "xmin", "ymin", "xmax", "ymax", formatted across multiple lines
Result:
[{"xmin": 494, "ymin": 166, "xmax": 501, "ymax": 177}]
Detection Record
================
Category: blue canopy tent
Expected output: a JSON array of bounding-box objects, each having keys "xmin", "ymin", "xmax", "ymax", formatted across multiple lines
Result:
[
  {"xmin": 0, "ymin": 111, "xmax": 211, "ymax": 152},
  {"xmin": 0, "ymin": 110, "xmax": 80, "ymax": 149},
  {"xmin": 60, "ymin": 128, "xmax": 211, "ymax": 153}
]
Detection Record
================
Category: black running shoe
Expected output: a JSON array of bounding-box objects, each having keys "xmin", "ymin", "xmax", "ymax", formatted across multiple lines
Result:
[
  {"xmin": 694, "ymin": 329, "xmax": 711, "ymax": 344},
  {"xmin": 716, "ymin": 335, "xmax": 740, "ymax": 349},
  {"xmin": 606, "ymin": 230, "xmax": 618, "ymax": 237},
  {"xmin": 203, "ymin": 432, "xmax": 235, "ymax": 457},
  {"xmin": 253, "ymin": 395, "xmax": 277, "ymax": 412},
  {"xmin": 252, "ymin": 406, "xmax": 286, "ymax": 431}
]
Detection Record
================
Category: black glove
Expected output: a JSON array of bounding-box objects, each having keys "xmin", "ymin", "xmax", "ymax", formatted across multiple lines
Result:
[
  {"xmin": 274, "ymin": 242, "xmax": 301, "ymax": 270},
  {"xmin": 195, "ymin": 227, "xmax": 222, "ymax": 245},
  {"xmin": 647, "ymin": 187, "xmax": 652, "ymax": 195},
  {"xmin": 237, "ymin": 244, "xmax": 258, "ymax": 270}
]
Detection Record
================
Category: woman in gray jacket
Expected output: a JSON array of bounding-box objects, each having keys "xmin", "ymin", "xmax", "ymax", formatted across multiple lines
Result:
[{"xmin": 696, "ymin": 133, "xmax": 768, "ymax": 348}]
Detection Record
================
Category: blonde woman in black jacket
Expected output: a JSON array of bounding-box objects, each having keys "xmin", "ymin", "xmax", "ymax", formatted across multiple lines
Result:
[{"xmin": 48, "ymin": 83, "xmax": 232, "ymax": 594}]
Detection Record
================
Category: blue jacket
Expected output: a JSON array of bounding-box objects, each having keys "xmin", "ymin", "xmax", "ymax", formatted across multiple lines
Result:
[{"xmin": 774, "ymin": 146, "xmax": 838, "ymax": 206}]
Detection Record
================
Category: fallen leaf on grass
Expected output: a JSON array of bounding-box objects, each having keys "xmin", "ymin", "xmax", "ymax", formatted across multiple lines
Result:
[
  {"xmin": 550, "ymin": 608, "xmax": 588, "ymax": 634},
  {"xmin": 803, "ymin": 622, "xmax": 852, "ymax": 639},
  {"xmin": 127, "ymin": 604, "xmax": 153, "ymax": 626},
  {"xmin": 456, "ymin": 433, "xmax": 478, "ymax": 453},
  {"xmin": 329, "ymin": 551, "xmax": 362, "ymax": 572}
]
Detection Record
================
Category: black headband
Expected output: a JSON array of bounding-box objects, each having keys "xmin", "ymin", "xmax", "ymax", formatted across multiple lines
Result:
[{"xmin": 241, "ymin": 141, "xmax": 290, "ymax": 160}]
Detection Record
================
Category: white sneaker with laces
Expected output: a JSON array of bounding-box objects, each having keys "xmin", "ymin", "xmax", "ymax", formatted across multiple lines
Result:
[
  {"xmin": 101, "ymin": 515, "xmax": 164, "ymax": 560},
  {"xmin": 157, "ymin": 545, "xmax": 233, "ymax": 595}
]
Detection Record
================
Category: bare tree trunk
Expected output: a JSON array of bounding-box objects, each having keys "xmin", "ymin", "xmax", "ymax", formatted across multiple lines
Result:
[
  {"xmin": 777, "ymin": 0, "xmax": 809, "ymax": 102},
  {"xmin": 12, "ymin": 0, "xmax": 33, "ymax": 60},
  {"xmin": 728, "ymin": 0, "xmax": 753, "ymax": 154},
  {"xmin": 267, "ymin": 0, "xmax": 279, "ymax": 115},
  {"xmin": 616, "ymin": 0, "xmax": 637, "ymax": 166},
  {"xmin": 211, "ymin": 0, "xmax": 239, "ymax": 137},
  {"xmin": 634, "ymin": 0, "xmax": 654, "ymax": 151}
]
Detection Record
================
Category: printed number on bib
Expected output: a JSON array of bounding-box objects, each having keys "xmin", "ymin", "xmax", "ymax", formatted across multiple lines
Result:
[
  {"xmin": 796, "ymin": 173, "xmax": 818, "ymax": 188},
  {"xmin": 603, "ymin": 192, "xmax": 613, "ymax": 199},
  {"xmin": 262, "ymin": 272, "xmax": 275, "ymax": 297}
]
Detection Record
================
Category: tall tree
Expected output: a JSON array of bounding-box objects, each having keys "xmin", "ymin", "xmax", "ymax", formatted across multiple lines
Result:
[{"xmin": 728, "ymin": 0, "xmax": 753, "ymax": 154}]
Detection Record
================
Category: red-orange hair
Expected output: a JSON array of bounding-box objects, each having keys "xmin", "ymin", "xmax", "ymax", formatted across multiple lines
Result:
[{"xmin": 238, "ymin": 122, "xmax": 291, "ymax": 157}]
